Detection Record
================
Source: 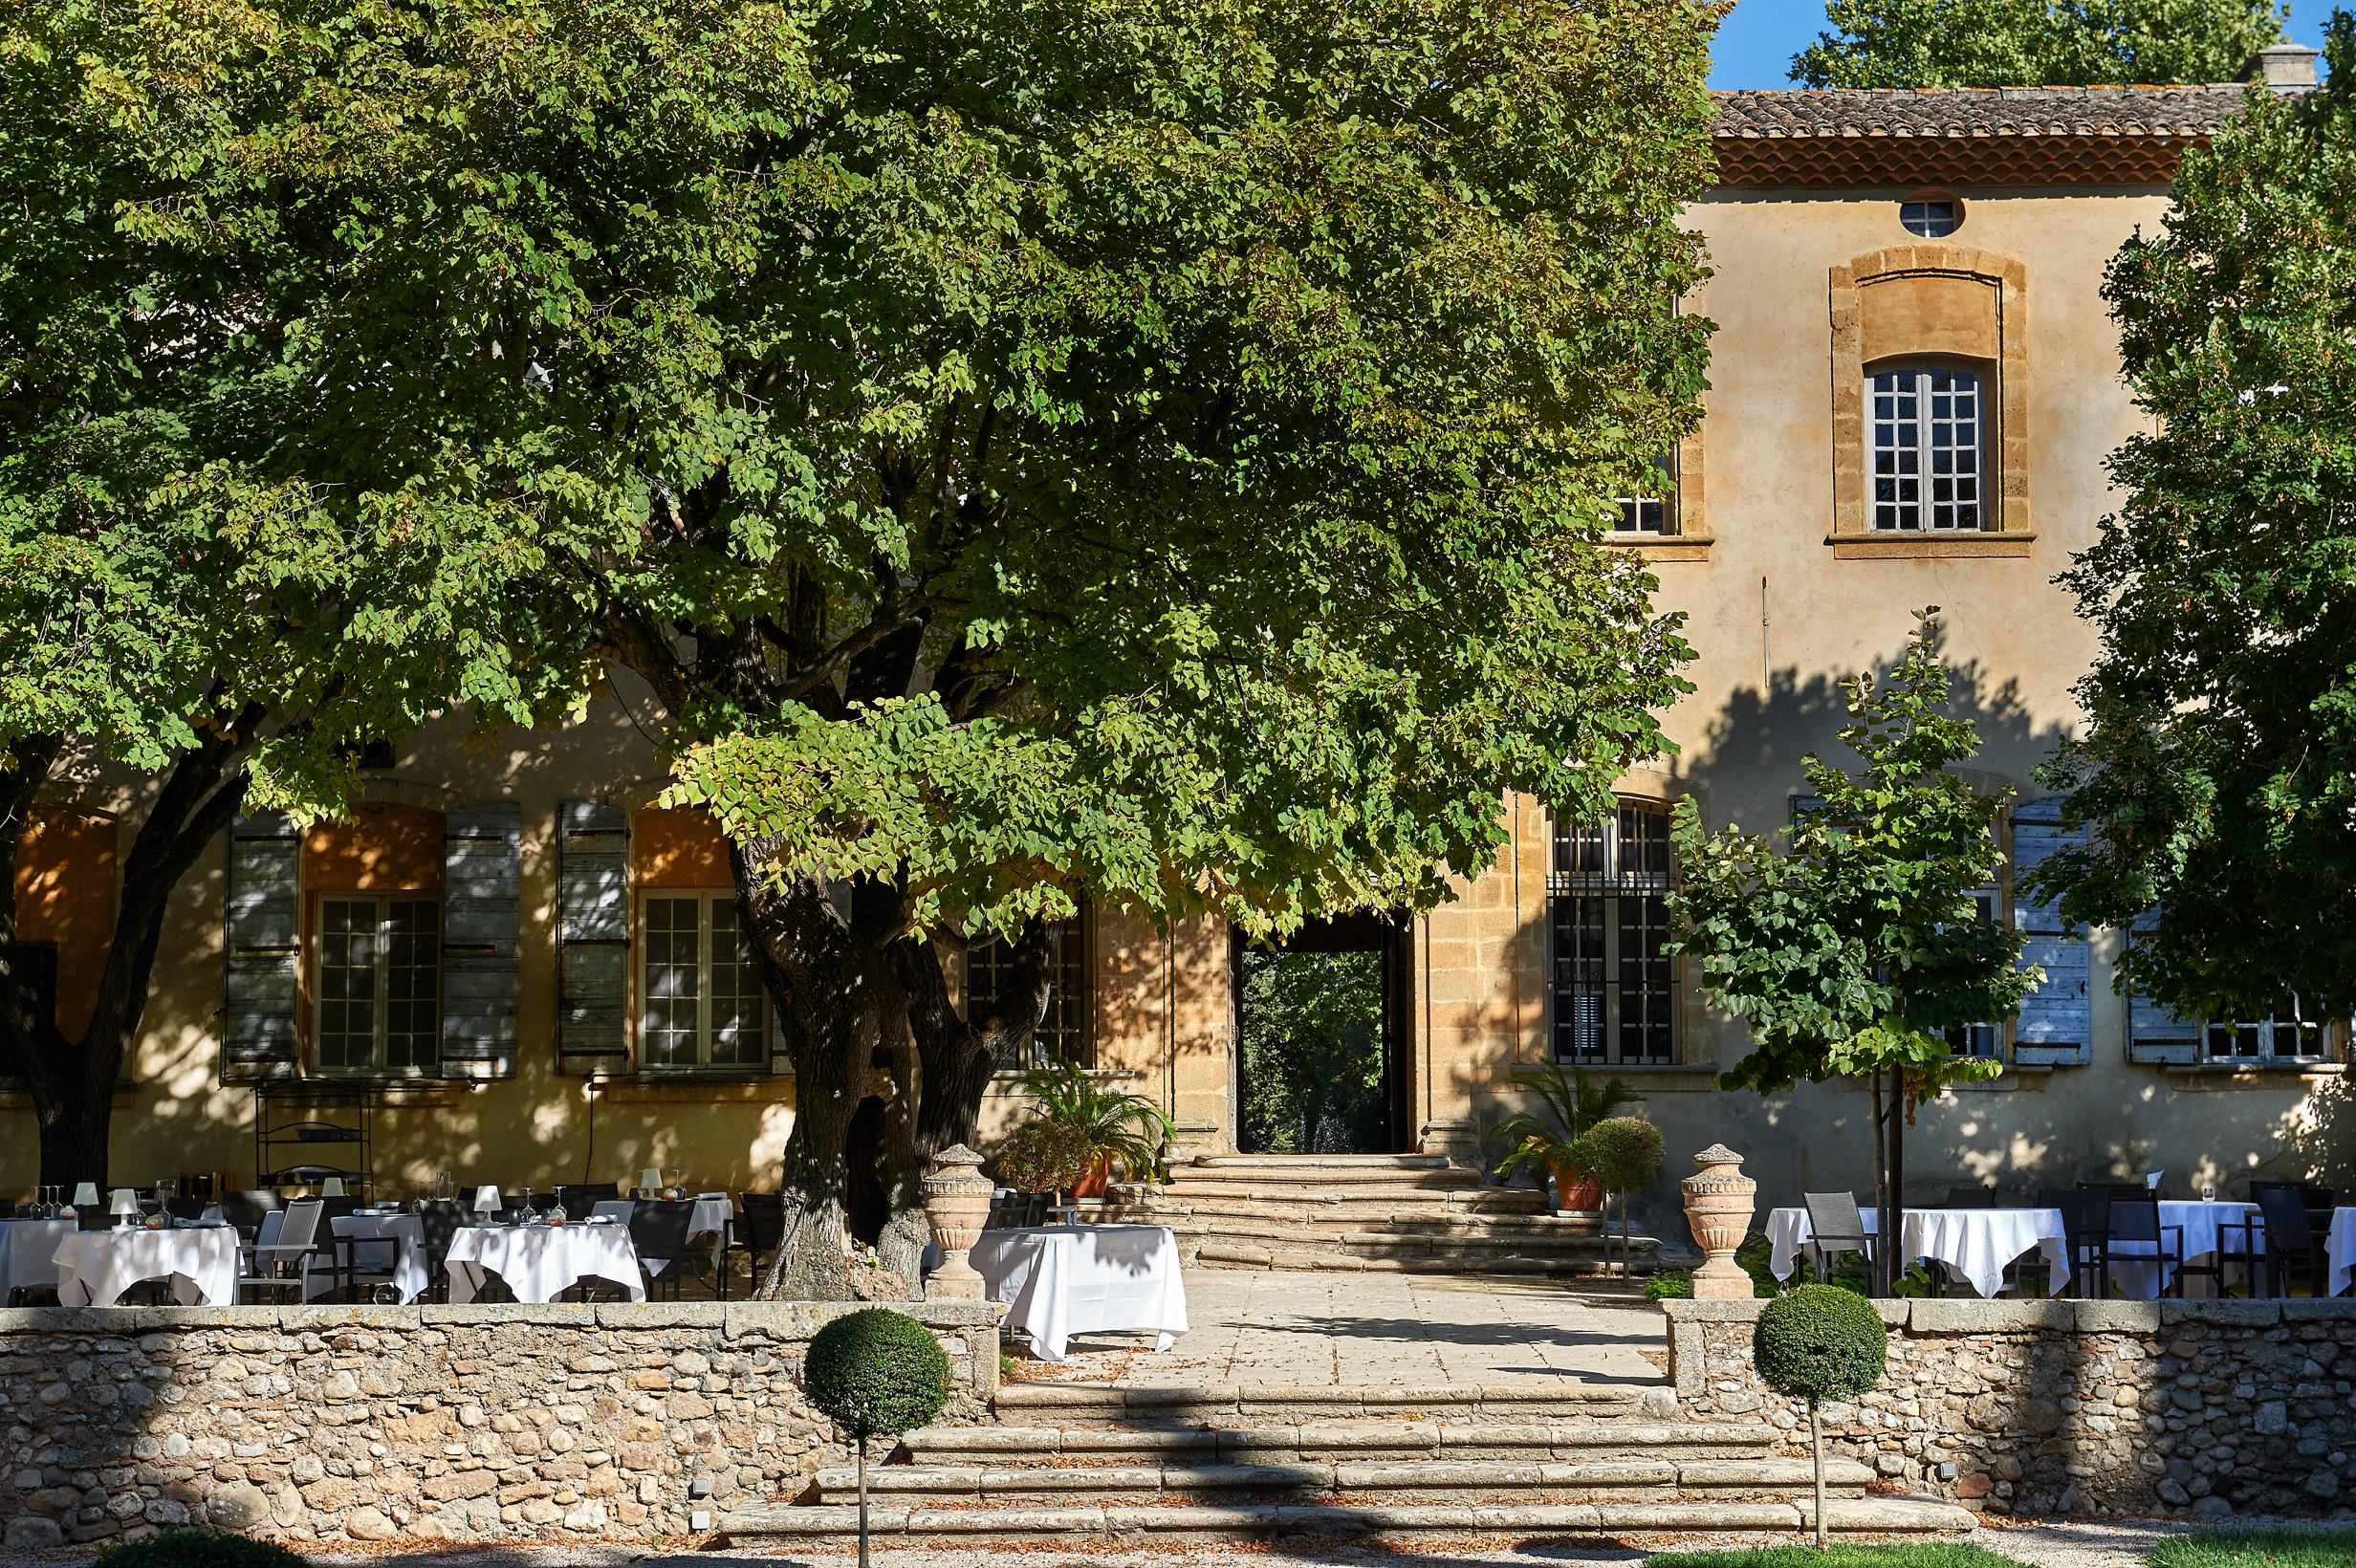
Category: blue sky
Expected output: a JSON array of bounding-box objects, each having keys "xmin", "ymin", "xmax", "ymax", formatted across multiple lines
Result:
[{"xmin": 1709, "ymin": 0, "xmax": 2338, "ymax": 88}]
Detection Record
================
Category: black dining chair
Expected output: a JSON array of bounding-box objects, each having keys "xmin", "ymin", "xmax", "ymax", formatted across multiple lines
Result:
[
  {"xmin": 417, "ymin": 1199, "xmax": 468, "ymax": 1303},
  {"xmin": 627, "ymin": 1201, "xmax": 708, "ymax": 1300},
  {"xmin": 557, "ymin": 1183, "xmax": 620, "ymax": 1216},
  {"xmin": 721, "ymin": 1192, "xmax": 787, "ymax": 1300},
  {"xmin": 1801, "ymin": 1191, "xmax": 1879, "ymax": 1281},
  {"xmin": 2097, "ymin": 1187, "xmax": 2207, "ymax": 1298},
  {"xmin": 74, "ymin": 1205, "xmax": 114, "ymax": 1232},
  {"xmin": 220, "ymin": 1190, "xmax": 281, "ymax": 1245},
  {"xmin": 2229, "ymin": 1185, "xmax": 2331, "ymax": 1297},
  {"xmin": 163, "ymin": 1197, "xmax": 208, "ymax": 1222},
  {"xmin": 986, "ymin": 1190, "xmax": 1050, "ymax": 1230},
  {"xmin": 1947, "ymin": 1185, "xmax": 1998, "ymax": 1209},
  {"xmin": 2037, "ymin": 1187, "xmax": 2109, "ymax": 1298}
]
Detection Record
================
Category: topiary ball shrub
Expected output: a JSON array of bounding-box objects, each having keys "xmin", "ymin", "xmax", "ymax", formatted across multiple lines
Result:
[
  {"xmin": 1572, "ymin": 1116, "xmax": 1666, "ymax": 1192},
  {"xmin": 97, "ymin": 1531, "xmax": 308, "ymax": 1568},
  {"xmin": 1754, "ymin": 1280, "xmax": 1888, "ymax": 1405},
  {"xmin": 805, "ymin": 1307, "xmax": 952, "ymax": 1441}
]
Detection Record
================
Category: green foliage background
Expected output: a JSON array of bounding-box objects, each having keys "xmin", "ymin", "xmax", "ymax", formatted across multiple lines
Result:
[
  {"xmin": 2036, "ymin": 23, "xmax": 2356, "ymax": 1022},
  {"xmin": 1237, "ymin": 949, "xmax": 1387, "ymax": 1155},
  {"xmin": 1793, "ymin": 0, "xmax": 2283, "ymax": 88}
]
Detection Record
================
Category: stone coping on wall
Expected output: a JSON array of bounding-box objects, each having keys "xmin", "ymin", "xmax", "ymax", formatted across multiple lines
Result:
[{"xmin": 0, "ymin": 1298, "xmax": 1005, "ymax": 1338}]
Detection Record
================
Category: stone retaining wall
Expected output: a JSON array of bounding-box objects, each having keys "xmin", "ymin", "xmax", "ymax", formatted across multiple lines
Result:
[
  {"xmin": 0, "ymin": 1300, "xmax": 1003, "ymax": 1551},
  {"xmin": 1665, "ymin": 1298, "xmax": 2356, "ymax": 1520}
]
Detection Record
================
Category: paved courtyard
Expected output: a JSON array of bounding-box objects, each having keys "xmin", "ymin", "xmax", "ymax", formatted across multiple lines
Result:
[{"xmin": 1020, "ymin": 1267, "xmax": 1670, "ymax": 1390}]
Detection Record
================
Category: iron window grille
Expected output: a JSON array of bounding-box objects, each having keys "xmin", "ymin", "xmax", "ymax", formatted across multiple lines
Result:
[
  {"xmin": 1549, "ymin": 802, "xmax": 1675, "ymax": 1066},
  {"xmin": 316, "ymin": 896, "xmax": 441, "ymax": 1074},
  {"xmin": 639, "ymin": 891, "xmax": 765, "ymax": 1071},
  {"xmin": 1871, "ymin": 364, "xmax": 1987, "ymax": 533},
  {"xmin": 967, "ymin": 916, "xmax": 1092, "ymax": 1069}
]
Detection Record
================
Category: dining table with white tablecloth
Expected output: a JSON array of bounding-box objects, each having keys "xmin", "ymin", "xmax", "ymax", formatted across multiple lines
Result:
[
  {"xmin": 968, "ymin": 1224, "xmax": 1189, "ymax": 1363},
  {"xmin": 2105, "ymin": 1200, "xmax": 2261, "ymax": 1300},
  {"xmin": 444, "ymin": 1219, "xmax": 644, "ymax": 1303},
  {"xmin": 302, "ymin": 1211, "xmax": 430, "ymax": 1302},
  {"xmin": 1767, "ymin": 1205, "xmax": 2071, "ymax": 1298},
  {"xmin": 2325, "ymin": 1207, "xmax": 2356, "ymax": 1297},
  {"xmin": 53, "ymin": 1225, "xmax": 240, "ymax": 1307},
  {"xmin": 0, "ymin": 1218, "xmax": 76, "ymax": 1299}
]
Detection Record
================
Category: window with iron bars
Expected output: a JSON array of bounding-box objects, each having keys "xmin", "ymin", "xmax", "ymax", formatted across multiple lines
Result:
[
  {"xmin": 966, "ymin": 915, "xmax": 1092, "ymax": 1069},
  {"xmin": 1549, "ymin": 803, "xmax": 1674, "ymax": 1065}
]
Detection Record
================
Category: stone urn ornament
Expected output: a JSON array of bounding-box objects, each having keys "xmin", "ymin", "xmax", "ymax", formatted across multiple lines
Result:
[
  {"xmin": 921, "ymin": 1143, "xmax": 993, "ymax": 1300},
  {"xmin": 1681, "ymin": 1143, "xmax": 1757, "ymax": 1298}
]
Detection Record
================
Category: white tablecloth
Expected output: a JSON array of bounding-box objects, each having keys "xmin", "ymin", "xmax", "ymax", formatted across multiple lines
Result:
[
  {"xmin": 2328, "ymin": 1208, "xmax": 2356, "ymax": 1297},
  {"xmin": 1767, "ymin": 1206, "xmax": 2069, "ymax": 1298},
  {"xmin": 304, "ymin": 1213, "xmax": 429, "ymax": 1303},
  {"xmin": 445, "ymin": 1221, "xmax": 644, "ymax": 1303},
  {"xmin": 0, "ymin": 1219, "xmax": 76, "ymax": 1296},
  {"xmin": 54, "ymin": 1226, "xmax": 240, "ymax": 1307},
  {"xmin": 970, "ymin": 1225, "xmax": 1189, "ymax": 1362}
]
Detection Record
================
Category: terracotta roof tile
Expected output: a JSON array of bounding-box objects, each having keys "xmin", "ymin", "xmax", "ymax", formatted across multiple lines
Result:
[{"xmin": 1709, "ymin": 84, "xmax": 2259, "ymax": 185}]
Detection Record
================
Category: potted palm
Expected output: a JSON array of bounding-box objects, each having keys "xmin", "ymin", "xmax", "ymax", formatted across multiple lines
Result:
[
  {"xmin": 1007, "ymin": 1060, "xmax": 1171, "ymax": 1201},
  {"xmin": 1488, "ymin": 1061, "xmax": 1639, "ymax": 1212}
]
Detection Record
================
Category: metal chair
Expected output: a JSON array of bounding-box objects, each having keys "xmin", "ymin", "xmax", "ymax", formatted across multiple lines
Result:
[
  {"xmin": 2098, "ymin": 1187, "xmax": 2202, "ymax": 1298},
  {"xmin": 721, "ymin": 1192, "xmax": 787, "ymax": 1300},
  {"xmin": 1801, "ymin": 1191, "xmax": 1878, "ymax": 1280},
  {"xmin": 2231, "ymin": 1185, "xmax": 2330, "ymax": 1297},
  {"xmin": 628, "ymin": 1201, "xmax": 708, "ymax": 1300},
  {"xmin": 74, "ymin": 1205, "xmax": 113, "ymax": 1232},
  {"xmin": 163, "ymin": 1197, "xmax": 208, "ymax": 1222},
  {"xmin": 557, "ymin": 1183, "xmax": 619, "ymax": 1216},
  {"xmin": 2038, "ymin": 1187, "xmax": 2109, "ymax": 1298},
  {"xmin": 239, "ymin": 1198, "xmax": 324, "ymax": 1303},
  {"xmin": 986, "ymin": 1190, "xmax": 1050, "ymax": 1230},
  {"xmin": 1947, "ymin": 1185, "xmax": 1998, "ymax": 1209},
  {"xmin": 220, "ymin": 1190, "xmax": 281, "ymax": 1245},
  {"xmin": 417, "ymin": 1200, "xmax": 468, "ymax": 1302}
]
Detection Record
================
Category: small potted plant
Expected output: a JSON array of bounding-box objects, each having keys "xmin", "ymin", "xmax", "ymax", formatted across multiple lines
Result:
[
  {"xmin": 1566, "ymin": 1114, "xmax": 1666, "ymax": 1276},
  {"xmin": 1008, "ymin": 1060, "xmax": 1171, "ymax": 1200},
  {"xmin": 1487, "ymin": 1061, "xmax": 1638, "ymax": 1211}
]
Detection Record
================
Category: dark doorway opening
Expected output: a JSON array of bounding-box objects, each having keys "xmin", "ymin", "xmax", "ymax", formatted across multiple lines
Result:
[{"xmin": 1232, "ymin": 913, "xmax": 1412, "ymax": 1155}]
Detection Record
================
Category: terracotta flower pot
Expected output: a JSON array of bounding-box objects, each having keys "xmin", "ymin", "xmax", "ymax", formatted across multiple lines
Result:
[
  {"xmin": 1070, "ymin": 1151, "xmax": 1113, "ymax": 1200},
  {"xmin": 1550, "ymin": 1157, "xmax": 1603, "ymax": 1212}
]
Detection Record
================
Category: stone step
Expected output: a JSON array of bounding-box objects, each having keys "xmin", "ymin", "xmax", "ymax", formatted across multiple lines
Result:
[
  {"xmin": 1109, "ymin": 1195, "xmax": 1580, "ymax": 1228},
  {"xmin": 989, "ymin": 1383, "xmax": 1679, "ymax": 1425},
  {"xmin": 912, "ymin": 1420, "xmax": 1778, "ymax": 1462},
  {"xmin": 723, "ymin": 1495, "xmax": 1977, "ymax": 1542},
  {"xmin": 1149, "ymin": 1216, "xmax": 1628, "ymax": 1250},
  {"xmin": 1167, "ymin": 1159, "xmax": 1483, "ymax": 1191},
  {"xmin": 1122, "ymin": 1184, "xmax": 1554, "ymax": 1211},
  {"xmin": 813, "ymin": 1456, "xmax": 1875, "ymax": 1506},
  {"xmin": 1192, "ymin": 1242, "xmax": 1655, "ymax": 1277}
]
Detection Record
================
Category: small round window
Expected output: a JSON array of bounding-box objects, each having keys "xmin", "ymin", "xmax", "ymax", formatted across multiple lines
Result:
[{"xmin": 1900, "ymin": 194, "xmax": 1963, "ymax": 238}]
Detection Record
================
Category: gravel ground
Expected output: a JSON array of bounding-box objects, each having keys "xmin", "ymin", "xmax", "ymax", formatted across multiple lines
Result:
[{"xmin": 20, "ymin": 1515, "xmax": 2356, "ymax": 1568}]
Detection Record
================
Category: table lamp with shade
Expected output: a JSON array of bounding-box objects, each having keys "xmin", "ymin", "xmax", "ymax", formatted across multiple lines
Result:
[
  {"xmin": 72, "ymin": 1182, "xmax": 99, "ymax": 1209},
  {"xmin": 640, "ymin": 1166, "xmax": 663, "ymax": 1199},
  {"xmin": 109, "ymin": 1188, "xmax": 140, "ymax": 1229},
  {"xmin": 321, "ymin": 1177, "xmax": 346, "ymax": 1198},
  {"xmin": 473, "ymin": 1185, "xmax": 500, "ymax": 1217}
]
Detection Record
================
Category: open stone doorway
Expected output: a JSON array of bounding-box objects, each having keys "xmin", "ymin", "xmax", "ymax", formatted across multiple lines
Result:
[{"xmin": 1230, "ymin": 912, "xmax": 1412, "ymax": 1155}]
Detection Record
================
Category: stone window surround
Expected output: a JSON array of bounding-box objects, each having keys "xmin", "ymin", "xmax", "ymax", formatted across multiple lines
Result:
[
  {"xmin": 1830, "ymin": 244, "xmax": 2032, "ymax": 559},
  {"xmin": 1604, "ymin": 414, "xmax": 1712, "ymax": 563}
]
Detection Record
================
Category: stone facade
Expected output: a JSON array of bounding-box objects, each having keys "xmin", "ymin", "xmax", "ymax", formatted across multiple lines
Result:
[
  {"xmin": 1665, "ymin": 1298, "xmax": 2356, "ymax": 1519},
  {"xmin": 0, "ymin": 1300, "xmax": 1001, "ymax": 1551}
]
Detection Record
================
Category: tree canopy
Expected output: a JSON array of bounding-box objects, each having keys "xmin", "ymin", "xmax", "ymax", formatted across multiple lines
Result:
[
  {"xmin": 0, "ymin": 0, "xmax": 552, "ymax": 1183},
  {"xmin": 1668, "ymin": 612, "xmax": 2037, "ymax": 1290},
  {"xmin": 2035, "ymin": 22, "xmax": 2356, "ymax": 1023},
  {"xmin": 40, "ymin": 0, "xmax": 1719, "ymax": 1289},
  {"xmin": 1792, "ymin": 0, "xmax": 2284, "ymax": 87}
]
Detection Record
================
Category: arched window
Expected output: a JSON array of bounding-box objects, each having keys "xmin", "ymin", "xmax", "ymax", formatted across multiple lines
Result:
[
  {"xmin": 1869, "ymin": 363, "xmax": 1986, "ymax": 533},
  {"xmin": 1547, "ymin": 801, "xmax": 1673, "ymax": 1065}
]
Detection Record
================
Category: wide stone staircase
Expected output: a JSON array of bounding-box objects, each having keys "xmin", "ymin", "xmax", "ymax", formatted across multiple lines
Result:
[
  {"xmin": 721, "ymin": 1381, "xmax": 1974, "ymax": 1542},
  {"xmin": 1094, "ymin": 1153, "xmax": 1661, "ymax": 1277}
]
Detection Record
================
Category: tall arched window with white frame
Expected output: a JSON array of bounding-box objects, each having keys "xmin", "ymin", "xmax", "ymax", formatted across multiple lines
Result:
[{"xmin": 1869, "ymin": 362, "xmax": 1988, "ymax": 533}]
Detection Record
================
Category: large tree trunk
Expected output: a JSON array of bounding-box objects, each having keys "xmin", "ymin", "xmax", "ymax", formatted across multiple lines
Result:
[{"xmin": 0, "ymin": 727, "xmax": 250, "ymax": 1191}]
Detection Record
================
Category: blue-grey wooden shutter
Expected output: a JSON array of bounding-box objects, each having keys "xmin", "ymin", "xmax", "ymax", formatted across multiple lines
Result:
[
  {"xmin": 2126, "ymin": 908, "xmax": 2201, "ymax": 1063},
  {"xmin": 2011, "ymin": 799, "xmax": 2092, "ymax": 1066},
  {"xmin": 222, "ymin": 812, "xmax": 300, "ymax": 1080},
  {"xmin": 557, "ymin": 801, "xmax": 630, "ymax": 1070},
  {"xmin": 441, "ymin": 803, "xmax": 521, "ymax": 1079}
]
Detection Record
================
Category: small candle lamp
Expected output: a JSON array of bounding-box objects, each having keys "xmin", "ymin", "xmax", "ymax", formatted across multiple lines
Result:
[{"xmin": 108, "ymin": 1189, "xmax": 140, "ymax": 1230}]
